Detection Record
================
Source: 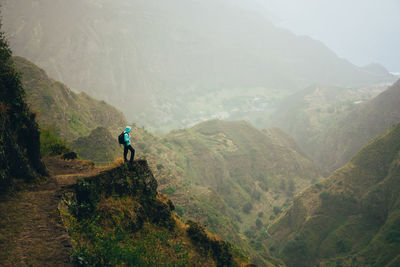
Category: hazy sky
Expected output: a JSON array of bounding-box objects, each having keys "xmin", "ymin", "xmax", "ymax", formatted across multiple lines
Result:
[{"xmin": 253, "ymin": 0, "xmax": 400, "ymax": 72}]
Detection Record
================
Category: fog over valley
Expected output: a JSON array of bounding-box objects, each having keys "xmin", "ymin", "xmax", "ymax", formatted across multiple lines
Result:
[{"xmin": 1, "ymin": 0, "xmax": 396, "ymax": 133}]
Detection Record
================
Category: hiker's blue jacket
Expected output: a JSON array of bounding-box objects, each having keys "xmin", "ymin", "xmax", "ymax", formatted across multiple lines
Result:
[{"xmin": 124, "ymin": 126, "xmax": 131, "ymax": 146}]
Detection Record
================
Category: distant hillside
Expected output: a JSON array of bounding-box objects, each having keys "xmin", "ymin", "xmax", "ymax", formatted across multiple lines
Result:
[
  {"xmin": 71, "ymin": 127, "xmax": 121, "ymax": 165},
  {"xmin": 267, "ymin": 84, "xmax": 386, "ymax": 172},
  {"xmin": 0, "ymin": 27, "xmax": 47, "ymax": 193},
  {"xmin": 1, "ymin": 0, "xmax": 395, "ymax": 131},
  {"xmin": 261, "ymin": 127, "xmax": 309, "ymax": 159},
  {"xmin": 314, "ymin": 79, "xmax": 400, "ymax": 174},
  {"xmin": 267, "ymin": 123, "xmax": 400, "ymax": 266},
  {"xmin": 13, "ymin": 56, "xmax": 127, "ymax": 141},
  {"xmin": 154, "ymin": 119, "xmax": 321, "ymax": 265}
]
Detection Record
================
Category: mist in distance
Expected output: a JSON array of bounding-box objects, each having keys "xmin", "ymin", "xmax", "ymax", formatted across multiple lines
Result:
[
  {"xmin": 249, "ymin": 0, "xmax": 400, "ymax": 72},
  {"xmin": 1, "ymin": 0, "xmax": 397, "ymax": 133}
]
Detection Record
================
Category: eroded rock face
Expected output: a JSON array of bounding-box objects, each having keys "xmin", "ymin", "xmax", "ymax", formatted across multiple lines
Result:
[{"xmin": 69, "ymin": 159, "xmax": 174, "ymax": 229}]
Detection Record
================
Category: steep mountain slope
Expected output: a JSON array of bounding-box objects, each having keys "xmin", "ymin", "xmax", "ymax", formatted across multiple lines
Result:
[
  {"xmin": 267, "ymin": 84, "xmax": 386, "ymax": 170},
  {"xmin": 314, "ymin": 79, "xmax": 400, "ymax": 174},
  {"xmin": 267, "ymin": 122, "xmax": 400, "ymax": 266},
  {"xmin": 13, "ymin": 56, "xmax": 127, "ymax": 141},
  {"xmin": 153, "ymin": 120, "xmax": 320, "ymax": 265},
  {"xmin": 0, "ymin": 27, "xmax": 47, "ymax": 193},
  {"xmin": 1, "ymin": 0, "xmax": 394, "ymax": 131}
]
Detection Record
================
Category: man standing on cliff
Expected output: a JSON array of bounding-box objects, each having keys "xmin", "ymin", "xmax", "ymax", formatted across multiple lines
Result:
[{"xmin": 122, "ymin": 126, "xmax": 135, "ymax": 163}]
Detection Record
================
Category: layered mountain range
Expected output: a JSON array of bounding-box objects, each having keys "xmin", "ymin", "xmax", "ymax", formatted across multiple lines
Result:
[
  {"xmin": 1, "ymin": 0, "xmax": 395, "ymax": 131},
  {"xmin": 314, "ymin": 79, "xmax": 400, "ymax": 173},
  {"xmin": 269, "ymin": 79, "xmax": 400, "ymax": 174},
  {"xmin": 3, "ymin": 1, "xmax": 400, "ymax": 264}
]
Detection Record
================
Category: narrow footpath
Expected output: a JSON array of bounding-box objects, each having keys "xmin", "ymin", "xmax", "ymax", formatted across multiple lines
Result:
[{"xmin": 0, "ymin": 157, "xmax": 103, "ymax": 266}]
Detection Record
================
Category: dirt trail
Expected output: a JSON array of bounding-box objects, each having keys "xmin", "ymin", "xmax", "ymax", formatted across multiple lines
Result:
[{"xmin": 0, "ymin": 157, "xmax": 103, "ymax": 267}]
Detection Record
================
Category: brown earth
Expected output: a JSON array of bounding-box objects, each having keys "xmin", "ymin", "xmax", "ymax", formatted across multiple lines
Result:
[{"xmin": 0, "ymin": 156, "xmax": 103, "ymax": 266}]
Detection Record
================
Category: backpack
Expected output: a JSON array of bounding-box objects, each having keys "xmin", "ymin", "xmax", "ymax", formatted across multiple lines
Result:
[{"xmin": 118, "ymin": 131, "xmax": 126, "ymax": 144}]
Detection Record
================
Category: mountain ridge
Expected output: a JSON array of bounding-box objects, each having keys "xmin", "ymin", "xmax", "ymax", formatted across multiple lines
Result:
[
  {"xmin": 266, "ymin": 122, "xmax": 400, "ymax": 266},
  {"xmin": 13, "ymin": 56, "xmax": 128, "ymax": 141},
  {"xmin": 267, "ymin": 82, "xmax": 388, "ymax": 174},
  {"xmin": 1, "ymin": 0, "xmax": 395, "ymax": 131},
  {"xmin": 314, "ymin": 78, "xmax": 400, "ymax": 173}
]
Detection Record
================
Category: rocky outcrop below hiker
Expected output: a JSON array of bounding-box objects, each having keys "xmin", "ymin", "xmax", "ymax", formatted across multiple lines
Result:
[
  {"xmin": 65, "ymin": 160, "xmax": 173, "ymax": 229},
  {"xmin": 60, "ymin": 159, "xmax": 254, "ymax": 266}
]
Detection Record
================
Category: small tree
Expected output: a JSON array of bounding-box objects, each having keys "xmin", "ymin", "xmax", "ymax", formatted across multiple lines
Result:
[
  {"xmin": 255, "ymin": 218, "xmax": 263, "ymax": 229},
  {"xmin": 273, "ymin": 206, "xmax": 281, "ymax": 215},
  {"xmin": 242, "ymin": 202, "xmax": 253, "ymax": 214},
  {"xmin": 156, "ymin": 163, "xmax": 164, "ymax": 170}
]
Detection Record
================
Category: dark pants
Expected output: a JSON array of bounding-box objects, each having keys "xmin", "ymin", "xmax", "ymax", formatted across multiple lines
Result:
[{"xmin": 124, "ymin": 145, "xmax": 135, "ymax": 162}]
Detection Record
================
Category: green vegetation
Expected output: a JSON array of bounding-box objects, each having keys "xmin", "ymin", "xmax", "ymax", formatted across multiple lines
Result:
[
  {"xmin": 282, "ymin": 236, "xmax": 309, "ymax": 267},
  {"xmin": 273, "ymin": 206, "xmax": 282, "ymax": 215},
  {"xmin": 11, "ymin": 56, "xmax": 131, "ymax": 164},
  {"xmin": 13, "ymin": 56, "xmax": 127, "ymax": 142},
  {"xmin": 319, "ymin": 191, "xmax": 330, "ymax": 200},
  {"xmin": 242, "ymin": 202, "xmax": 253, "ymax": 214},
  {"xmin": 40, "ymin": 127, "xmax": 71, "ymax": 156},
  {"xmin": 386, "ymin": 220, "xmax": 400, "ymax": 244},
  {"xmin": 186, "ymin": 220, "xmax": 243, "ymax": 266},
  {"xmin": 147, "ymin": 119, "xmax": 319, "ymax": 265},
  {"xmin": 60, "ymin": 161, "xmax": 251, "ymax": 266},
  {"xmin": 156, "ymin": 163, "xmax": 164, "ymax": 170},
  {"xmin": 175, "ymin": 205, "xmax": 185, "ymax": 218},
  {"xmin": 71, "ymin": 224, "xmax": 189, "ymax": 267},
  {"xmin": 163, "ymin": 186, "xmax": 177, "ymax": 195},
  {"xmin": 0, "ymin": 25, "xmax": 47, "ymax": 193},
  {"xmin": 268, "ymin": 122, "xmax": 400, "ymax": 266}
]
